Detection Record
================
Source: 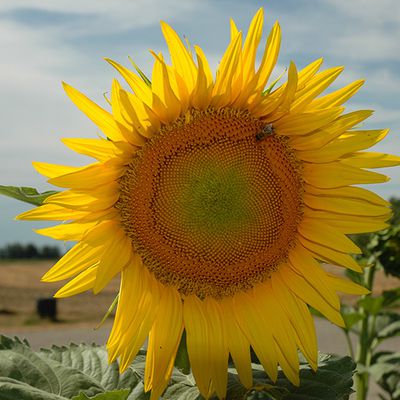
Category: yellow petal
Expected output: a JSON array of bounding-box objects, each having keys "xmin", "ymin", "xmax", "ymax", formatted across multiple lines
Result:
[
  {"xmin": 204, "ymin": 298, "xmax": 229, "ymax": 399},
  {"xmin": 230, "ymin": 18, "xmax": 239, "ymax": 40},
  {"xmin": 277, "ymin": 264, "xmax": 344, "ymax": 327},
  {"xmin": 254, "ymin": 62, "xmax": 298, "ymax": 117},
  {"xmin": 303, "ymin": 192, "xmax": 391, "ymax": 217},
  {"xmin": 93, "ymin": 228, "xmax": 132, "ymax": 294},
  {"xmin": 304, "ymin": 184, "xmax": 390, "ymax": 207},
  {"xmin": 242, "ymin": 8, "xmax": 264, "ymax": 83},
  {"xmin": 193, "ymin": 45, "xmax": 213, "ymax": 87},
  {"xmin": 118, "ymin": 274, "xmax": 160, "ymax": 372},
  {"xmin": 254, "ymin": 21, "xmax": 281, "ymax": 92},
  {"xmin": 289, "ymin": 110, "xmax": 373, "ymax": 151},
  {"xmin": 63, "ymin": 82, "xmax": 133, "ymax": 143},
  {"xmin": 48, "ymin": 162, "xmax": 124, "ymax": 189},
  {"xmin": 105, "ymin": 58, "xmax": 152, "ymax": 106},
  {"xmin": 288, "ymin": 243, "xmax": 340, "ymax": 309},
  {"xmin": 41, "ymin": 242, "xmax": 102, "ymax": 282},
  {"xmin": 326, "ymin": 274, "xmax": 370, "ymax": 295},
  {"xmin": 220, "ymin": 298, "xmax": 252, "ymax": 388},
  {"xmin": 160, "ymin": 21, "xmax": 197, "ymax": 92},
  {"xmin": 183, "ymin": 295, "xmax": 212, "ymax": 397},
  {"xmin": 296, "ymin": 58, "xmax": 323, "ymax": 90},
  {"xmin": 255, "ymin": 281, "xmax": 300, "ymax": 385},
  {"xmin": 44, "ymin": 185, "xmax": 119, "ymax": 212},
  {"xmin": 270, "ymin": 274, "xmax": 317, "ymax": 370},
  {"xmin": 32, "ymin": 161, "xmax": 80, "ymax": 179},
  {"xmin": 290, "ymin": 66, "xmax": 344, "ymax": 113},
  {"xmin": 54, "ymin": 263, "xmax": 98, "ymax": 298},
  {"xmin": 310, "ymin": 79, "xmax": 364, "ymax": 110},
  {"xmin": 191, "ymin": 47, "xmax": 213, "ymax": 109},
  {"xmin": 16, "ymin": 204, "xmax": 87, "ymax": 221},
  {"xmin": 274, "ymin": 107, "xmax": 344, "ymax": 136},
  {"xmin": 118, "ymin": 88, "xmax": 160, "ymax": 137},
  {"xmin": 62, "ymin": 137, "xmax": 134, "ymax": 162},
  {"xmin": 151, "ymin": 52, "xmax": 181, "ymax": 123},
  {"xmin": 107, "ymin": 254, "xmax": 144, "ymax": 351},
  {"xmin": 212, "ymin": 31, "xmax": 242, "ymax": 107},
  {"xmin": 303, "ymin": 162, "xmax": 389, "ymax": 188},
  {"xmin": 297, "ymin": 129, "xmax": 389, "ymax": 163},
  {"xmin": 304, "ymin": 208, "xmax": 389, "ymax": 234},
  {"xmin": 35, "ymin": 221, "xmax": 99, "ymax": 241},
  {"xmin": 166, "ymin": 64, "xmax": 190, "ymax": 113},
  {"xmin": 298, "ymin": 217, "xmax": 361, "ymax": 254},
  {"xmin": 342, "ymin": 152, "xmax": 400, "ymax": 168},
  {"xmin": 299, "ymin": 235, "xmax": 362, "ymax": 273},
  {"xmin": 110, "ymin": 80, "xmax": 149, "ymax": 145},
  {"xmin": 145, "ymin": 287, "xmax": 183, "ymax": 395},
  {"xmin": 233, "ymin": 290, "xmax": 278, "ymax": 382}
]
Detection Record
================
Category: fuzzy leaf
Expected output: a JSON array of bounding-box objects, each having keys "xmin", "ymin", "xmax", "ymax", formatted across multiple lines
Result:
[
  {"xmin": 369, "ymin": 351, "xmax": 400, "ymax": 398},
  {"xmin": 0, "ymin": 336, "xmax": 144, "ymax": 400},
  {"xmin": 72, "ymin": 389, "xmax": 131, "ymax": 400},
  {"xmin": 0, "ymin": 336, "xmax": 355, "ymax": 400}
]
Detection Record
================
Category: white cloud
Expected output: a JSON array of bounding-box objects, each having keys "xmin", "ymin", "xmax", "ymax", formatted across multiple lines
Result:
[
  {"xmin": 0, "ymin": 0, "xmax": 207, "ymax": 34},
  {"xmin": 322, "ymin": 0, "xmax": 400, "ymax": 25}
]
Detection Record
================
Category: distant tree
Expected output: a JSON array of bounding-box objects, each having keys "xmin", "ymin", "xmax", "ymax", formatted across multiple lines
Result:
[
  {"xmin": 0, "ymin": 243, "xmax": 61, "ymax": 260},
  {"xmin": 40, "ymin": 245, "xmax": 60, "ymax": 259},
  {"xmin": 389, "ymin": 197, "xmax": 400, "ymax": 226},
  {"xmin": 25, "ymin": 243, "xmax": 39, "ymax": 259}
]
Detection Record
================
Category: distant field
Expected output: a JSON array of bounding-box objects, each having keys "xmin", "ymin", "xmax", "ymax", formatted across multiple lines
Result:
[
  {"xmin": 0, "ymin": 260, "xmax": 398, "ymax": 331},
  {"xmin": 0, "ymin": 260, "xmax": 119, "ymax": 330}
]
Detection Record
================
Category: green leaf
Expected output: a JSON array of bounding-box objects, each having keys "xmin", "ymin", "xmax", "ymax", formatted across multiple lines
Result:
[
  {"xmin": 0, "ymin": 335, "xmax": 355, "ymax": 400},
  {"xmin": 95, "ymin": 293, "xmax": 119, "ymax": 330},
  {"xmin": 376, "ymin": 314, "xmax": 400, "ymax": 342},
  {"xmin": 174, "ymin": 331, "xmax": 191, "ymax": 375},
  {"xmin": 0, "ymin": 185, "xmax": 58, "ymax": 206},
  {"xmin": 0, "ymin": 336, "xmax": 144, "ymax": 400},
  {"xmin": 358, "ymin": 296, "xmax": 384, "ymax": 315},
  {"xmin": 381, "ymin": 287, "xmax": 400, "ymax": 309},
  {"xmin": 340, "ymin": 305, "xmax": 363, "ymax": 331},
  {"xmin": 128, "ymin": 56, "xmax": 151, "ymax": 86},
  {"xmin": 38, "ymin": 343, "xmax": 145, "ymax": 392},
  {"xmin": 369, "ymin": 351, "xmax": 400, "ymax": 398},
  {"xmin": 72, "ymin": 389, "xmax": 130, "ymax": 400},
  {"xmin": 248, "ymin": 355, "xmax": 355, "ymax": 400}
]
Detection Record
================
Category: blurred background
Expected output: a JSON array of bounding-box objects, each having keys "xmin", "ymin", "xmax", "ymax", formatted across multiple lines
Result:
[{"xmin": 0, "ymin": 1, "xmax": 399, "ymax": 398}]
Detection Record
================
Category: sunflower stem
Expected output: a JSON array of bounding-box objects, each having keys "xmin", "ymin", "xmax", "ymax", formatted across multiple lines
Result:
[
  {"xmin": 344, "ymin": 330, "xmax": 355, "ymax": 360},
  {"xmin": 355, "ymin": 265, "xmax": 376, "ymax": 400}
]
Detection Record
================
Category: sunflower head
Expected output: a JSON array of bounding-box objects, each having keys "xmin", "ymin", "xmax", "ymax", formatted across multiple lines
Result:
[{"xmin": 18, "ymin": 7, "xmax": 399, "ymax": 400}]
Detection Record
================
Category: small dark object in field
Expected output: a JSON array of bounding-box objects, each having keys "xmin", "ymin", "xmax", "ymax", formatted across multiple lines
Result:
[
  {"xmin": 0, "ymin": 309, "xmax": 16, "ymax": 315},
  {"xmin": 36, "ymin": 298, "xmax": 57, "ymax": 321}
]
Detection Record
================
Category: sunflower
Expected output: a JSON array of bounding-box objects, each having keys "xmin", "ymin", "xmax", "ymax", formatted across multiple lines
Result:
[{"xmin": 18, "ymin": 8, "xmax": 399, "ymax": 399}]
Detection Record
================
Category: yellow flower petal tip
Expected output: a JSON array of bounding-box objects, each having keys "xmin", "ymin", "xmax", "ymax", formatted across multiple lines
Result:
[{"xmin": 21, "ymin": 8, "xmax": 398, "ymax": 399}]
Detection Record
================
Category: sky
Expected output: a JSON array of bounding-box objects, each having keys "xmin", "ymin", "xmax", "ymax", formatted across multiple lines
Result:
[{"xmin": 0, "ymin": 0, "xmax": 399, "ymax": 248}]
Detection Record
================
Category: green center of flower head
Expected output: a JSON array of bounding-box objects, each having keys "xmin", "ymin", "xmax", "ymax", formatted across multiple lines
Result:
[
  {"xmin": 180, "ymin": 161, "xmax": 251, "ymax": 233},
  {"xmin": 118, "ymin": 108, "xmax": 303, "ymax": 299}
]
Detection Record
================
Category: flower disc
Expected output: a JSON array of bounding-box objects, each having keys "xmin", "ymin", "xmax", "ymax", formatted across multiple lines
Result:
[{"xmin": 118, "ymin": 108, "xmax": 303, "ymax": 298}]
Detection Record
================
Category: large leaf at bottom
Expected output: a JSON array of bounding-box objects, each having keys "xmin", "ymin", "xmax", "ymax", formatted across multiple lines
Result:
[
  {"xmin": 0, "ymin": 336, "xmax": 143, "ymax": 400},
  {"xmin": 0, "ymin": 336, "xmax": 355, "ymax": 400}
]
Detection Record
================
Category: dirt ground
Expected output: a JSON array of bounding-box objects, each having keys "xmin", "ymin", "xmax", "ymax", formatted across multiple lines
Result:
[
  {"xmin": 0, "ymin": 259, "xmax": 398, "ymax": 332},
  {"xmin": 0, "ymin": 260, "xmax": 119, "ymax": 331}
]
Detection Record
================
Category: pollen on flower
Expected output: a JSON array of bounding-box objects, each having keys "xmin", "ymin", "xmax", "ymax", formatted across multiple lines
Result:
[{"xmin": 117, "ymin": 107, "xmax": 304, "ymax": 299}]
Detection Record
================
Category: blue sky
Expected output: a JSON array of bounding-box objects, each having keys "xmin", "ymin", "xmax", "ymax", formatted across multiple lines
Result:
[{"xmin": 1, "ymin": 0, "xmax": 399, "ymax": 247}]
